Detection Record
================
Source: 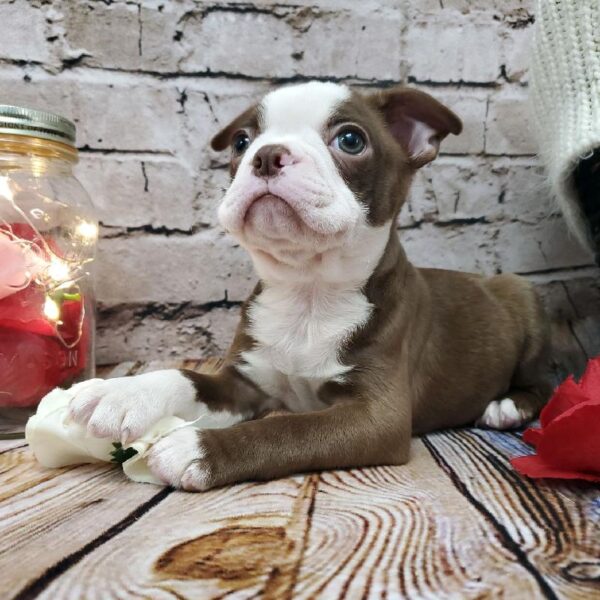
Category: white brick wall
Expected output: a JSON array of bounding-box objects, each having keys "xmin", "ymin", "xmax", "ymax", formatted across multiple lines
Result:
[{"xmin": 0, "ymin": 0, "xmax": 598, "ymax": 363}]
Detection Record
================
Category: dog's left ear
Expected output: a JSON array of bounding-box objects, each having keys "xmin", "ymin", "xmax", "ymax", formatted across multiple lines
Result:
[
  {"xmin": 368, "ymin": 87, "xmax": 462, "ymax": 168},
  {"xmin": 210, "ymin": 105, "xmax": 258, "ymax": 152}
]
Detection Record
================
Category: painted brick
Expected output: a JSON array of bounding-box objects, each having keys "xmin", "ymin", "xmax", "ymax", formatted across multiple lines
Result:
[
  {"xmin": 195, "ymin": 168, "xmax": 230, "ymax": 228},
  {"xmin": 485, "ymin": 88, "xmax": 537, "ymax": 155},
  {"xmin": 96, "ymin": 230, "xmax": 255, "ymax": 305},
  {"xmin": 405, "ymin": 156, "xmax": 557, "ymax": 225},
  {"xmin": 406, "ymin": 17, "xmax": 501, "ymax": 84},
  {"xmin": 60, "ymin": 2, "xmax": 141, "ymax": 70},
  {"xmin": 572, "ymin": 316, "xmax": 600, "ymax": 361},
  {"xmin": 530, "ymin": 269, "xmax": 600, "ymax": 320},
  {"xmin": 401, "ymin": 223, "xmax": 498, "ymax": 275},
  {"xmin": 176, "ymin": 5, "xmax": 404, "ymax": 80},
  {"xmin": 0, "ymin": 71, "xmax": 180, "ymax": 152},
  {"xmin": 0, "ymin": 1, "xmax": 50, "ymax": 63},
  {"xmin": 495, "ymin": 219, "xmax": 595, "ymax": 274},
  {"xmin": 406, "ymin": 3, "xmax": 534, "ymax": 84},
  {"xmin": 500, "ymin": 22, "xmax": 531, "ymax": 84},
  {"xmin": 96, "ymin": 304, "xmax": 241, "ymax": 363},
  {"xmin": 2, "ymin": 0, "xmax": 597, "ymax": 363},
  {"xmin": 414, "ymin": 1, "xmax": 534, "ymax": 13},
  {"xmin": 139, "ymin": 3, "xmax": 185, "ymax": 72},
  {"xmin": 434, "ymin": 90, "xmax": 488, "ymax": 154},
  {"xmin": 77, "ymin": 156, "xmax": 204, "ymax": 231}
]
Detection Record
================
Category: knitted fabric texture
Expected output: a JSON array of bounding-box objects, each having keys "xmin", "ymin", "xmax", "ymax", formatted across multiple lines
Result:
[{"xmin": 530, "ymin": 0, "xmax": 600, "ymax": 249}]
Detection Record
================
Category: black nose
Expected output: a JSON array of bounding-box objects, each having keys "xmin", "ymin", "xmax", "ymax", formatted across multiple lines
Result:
[{"xmin": 252, "ymin": 144, "xmax": 290, "ymax": 178}]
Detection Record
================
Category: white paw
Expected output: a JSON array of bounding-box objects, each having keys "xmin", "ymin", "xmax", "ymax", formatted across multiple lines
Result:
[
  {"xmin": 476, "ymin": 398, "xmax": 527, "ymax": 430},
  {"xmin": 68, "ymin": 370, "xmax": 197, "ymax": 443},
  {"xmin": 147, "ymin": 428, "xmax": 211, "ymax": 491}
]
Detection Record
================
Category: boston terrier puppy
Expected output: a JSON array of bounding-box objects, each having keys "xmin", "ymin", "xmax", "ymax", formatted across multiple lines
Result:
[{"xmin": 69, "ymin": 82, "xmax": 552, "ymax": 491}]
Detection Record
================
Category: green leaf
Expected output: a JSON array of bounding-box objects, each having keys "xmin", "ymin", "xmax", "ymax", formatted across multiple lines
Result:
[{"xmin": 110, "ymin": 442, "xmax": 138, "ymax": 464}]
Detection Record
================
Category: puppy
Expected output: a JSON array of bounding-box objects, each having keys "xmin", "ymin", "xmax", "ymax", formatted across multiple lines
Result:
[{"xmin": 69, "ymin": 82, "xmax": 552, "ymax": 491}]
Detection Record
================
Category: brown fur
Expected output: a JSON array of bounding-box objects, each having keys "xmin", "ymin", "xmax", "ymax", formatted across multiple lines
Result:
[{"xmin": 180, "ymin": 85, "xmax": 552, "ymax": 488}]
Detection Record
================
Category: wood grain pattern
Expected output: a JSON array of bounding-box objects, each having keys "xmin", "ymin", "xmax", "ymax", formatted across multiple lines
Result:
[
  {"xmin": 0, "ymin": 362, "xmax": 143, "ymax": 505},
  {"xmin": 0, "ymin": 360, "xmax": 188, "ymax": 598},
  {"xmin": 22, "ymin": 443, "xmax": 551, "ymax": 600},
  {"xmin": 424, "ymin": 428, "xmax": 600, "ymax": 599},
  {"xmin": 1, "ymin": 360, "xmax": 598, "ymax": 599},
  {"xmin": 37, "ymin": 476, "xmax": 314, "ymax": 599},
  {"xmin": 294, "ymin": 443, "xmax": 545, "ymax": 600}
]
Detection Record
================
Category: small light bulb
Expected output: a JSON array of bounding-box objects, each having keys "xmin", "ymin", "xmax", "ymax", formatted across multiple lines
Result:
[
  {"xmin": 47, "ymin": 258, "xmax": 70, "ymax": 282},
  {"xmin": 75, "ymin": 221, "xmax": 98, "ymax": 242},
  {"xmin": 44, "ymin": 297, "xmax": 61, "ymax": 321}
]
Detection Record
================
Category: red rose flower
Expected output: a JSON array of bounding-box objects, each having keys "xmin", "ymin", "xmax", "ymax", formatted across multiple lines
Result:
[
  {"xmin": 0, "ymin": 284, "xmax": 56, "ymax": 336},
  {"xmin": 0, "ymin": 308, "xmax": 89, "ymax": 407},
  {"xmin": 0, "ymin": 223, "xmax": 89, "ymax": 408},
  {"xmin": 511, "ymin": 356, "xmax": 600, "ymax": 482}
]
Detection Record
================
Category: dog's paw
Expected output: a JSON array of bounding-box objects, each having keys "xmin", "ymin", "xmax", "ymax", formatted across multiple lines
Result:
[
  {"xmin": 476, "ymin": 397, "xmax": 527, "ymax": 430},
  {"xmin": 68, "ymin": 370, "xmax": 197, "ymax": 443},
  {"xmin": 147, "ymin": 428, "xmax": 212, "ymax": 491}
]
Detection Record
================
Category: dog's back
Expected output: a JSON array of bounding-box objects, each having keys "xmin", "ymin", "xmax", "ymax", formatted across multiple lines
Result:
[{"xmin": 411, "ymin": 268, "xmax": 552, "ymax": 433}]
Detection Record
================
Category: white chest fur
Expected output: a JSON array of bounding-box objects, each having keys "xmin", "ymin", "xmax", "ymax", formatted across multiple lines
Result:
[{"xmin": 240, "ymin": 283, "xmax": 372, "ymax": 411}]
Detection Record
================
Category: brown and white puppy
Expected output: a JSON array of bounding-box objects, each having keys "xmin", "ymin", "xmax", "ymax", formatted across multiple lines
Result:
[{"xmin": 68, "ymin": 82, "xmax": 552, "ymax": 491}]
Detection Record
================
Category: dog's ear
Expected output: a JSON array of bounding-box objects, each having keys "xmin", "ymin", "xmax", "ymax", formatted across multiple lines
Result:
[
  {"xmin": 368, "ymin": 87, "xmax": 462, "ymax": 168},
  {"xmin": 210, "ymin": 105, "xmax": 259, "ymax": 152}
]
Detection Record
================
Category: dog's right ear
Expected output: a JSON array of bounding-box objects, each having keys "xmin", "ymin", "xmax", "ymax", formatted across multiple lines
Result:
[
  {"xmin": 368, "ymin": 87, "xmax": 462, "ymax": 168},
  {"xmin": 210, "ymin": 106, "xmax": 259, "ymax": 152}
]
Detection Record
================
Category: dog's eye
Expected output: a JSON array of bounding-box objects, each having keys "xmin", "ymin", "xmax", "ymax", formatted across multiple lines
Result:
[
  {"xmin": 232, "ymin": 132, "xmax": 251, "ymax": 155},
  {"xmin": 334, "ymin": 129, "xmax": 366, "ymax": 155}
]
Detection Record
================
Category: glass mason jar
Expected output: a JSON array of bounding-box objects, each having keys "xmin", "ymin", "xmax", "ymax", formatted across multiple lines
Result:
[{"xmin": 0, "ymin": 105, "xmax": 97, "ymax": 437}]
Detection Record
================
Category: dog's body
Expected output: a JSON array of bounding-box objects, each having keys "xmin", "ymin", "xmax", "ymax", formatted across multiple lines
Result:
[{"xmin": 69, "ymin": 82, "xmax": 552, "ymax": 490}]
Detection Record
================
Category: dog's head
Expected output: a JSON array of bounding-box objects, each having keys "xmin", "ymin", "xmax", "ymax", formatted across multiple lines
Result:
[{"xmin": 212, "ymin": 82, "xmax": 461, "ymax": 283}]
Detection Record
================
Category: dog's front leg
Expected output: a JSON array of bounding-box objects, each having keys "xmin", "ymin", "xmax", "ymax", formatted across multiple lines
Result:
[
  {"xmin": 68, "ymin": 365, "xmax": 268, "ymax": 444},
  {"xmin": 148, "ymin": 394, "xmax": 412, "ymax": 491}
]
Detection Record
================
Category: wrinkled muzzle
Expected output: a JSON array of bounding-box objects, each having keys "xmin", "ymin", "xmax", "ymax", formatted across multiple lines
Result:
[{"xmin": 217, "ymin": 133, "xmax": 363, "ymax": 247}]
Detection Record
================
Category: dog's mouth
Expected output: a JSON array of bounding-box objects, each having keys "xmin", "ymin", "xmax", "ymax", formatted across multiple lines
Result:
[
  {"xmin": 243, "ymin": 193, "xmax": 289, "ymax": 218},
  {"xmin": 243, "ymin": 193, "xmax": 307, "ymax": 235}
]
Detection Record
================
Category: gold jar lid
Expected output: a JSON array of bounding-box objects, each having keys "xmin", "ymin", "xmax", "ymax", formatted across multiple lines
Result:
[{"xmin": 0, "ymin": 104, "xmax": 76, "ymax": 147}]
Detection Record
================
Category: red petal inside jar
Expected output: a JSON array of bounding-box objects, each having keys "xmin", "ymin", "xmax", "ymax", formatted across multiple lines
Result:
[{"xmin": 0, "ymin": 285, "xmax": 55, "ymax": 336}]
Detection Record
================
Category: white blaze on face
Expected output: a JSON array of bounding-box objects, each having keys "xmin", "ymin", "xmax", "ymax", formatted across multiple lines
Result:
[
  {"xmin": 217, "ymin": 81, "xmax": 392, "ymax": 290},
  {"xmin": 218, "ymin": 83, "xmax": 363, "ymax": 243},
  {"xmin": 261, "ymin": 81, "xmax": 350, "ymax": 133}
]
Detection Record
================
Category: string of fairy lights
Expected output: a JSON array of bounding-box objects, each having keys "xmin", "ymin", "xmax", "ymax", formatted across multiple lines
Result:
[{"xmin": 0, "ymin": 175, "xmax": 98, "ymax": 349}]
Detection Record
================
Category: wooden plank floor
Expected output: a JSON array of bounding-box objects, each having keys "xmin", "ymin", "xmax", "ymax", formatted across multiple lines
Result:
[{"xmin": 0, "ymin": 360, "xmax": 599, "ymax": 599}]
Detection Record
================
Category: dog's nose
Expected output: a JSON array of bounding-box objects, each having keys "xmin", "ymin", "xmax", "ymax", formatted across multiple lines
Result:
[{"xmin": 252, "ymin": 144, "xmax": 291, "ymax": 178}]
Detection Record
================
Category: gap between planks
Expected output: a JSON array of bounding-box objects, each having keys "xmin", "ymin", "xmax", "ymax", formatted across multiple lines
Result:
[
  {"xmin": 5, "ymin": 358, "xmax": 599, "ymax": 599},
  {"xmin": 423, "ymin": 429, "xmax": 600, "ymax": 599},
  {"xmin": 422, "ymin": 435, "xmax": 559, "ymax": 600},
  {"xmin": 5, "ymin": 359, "xmax": 218, "ymax": 599}
]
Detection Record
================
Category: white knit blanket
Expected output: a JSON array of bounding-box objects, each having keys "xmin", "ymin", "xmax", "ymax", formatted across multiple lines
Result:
[{"xmin": 531, "ymin": 0, "xmax": 600, "ymax": 247}]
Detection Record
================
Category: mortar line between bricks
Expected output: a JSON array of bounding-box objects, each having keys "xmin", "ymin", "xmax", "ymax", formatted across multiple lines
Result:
[
  {"xmin": 407, "ymin": 76, "xmax": 503, "ymax": 89},
  {"xmin": 439, "ymin": 152, "xmax": 537, "ymax": 159},
  {"xmin": 515, "ymin": 263, "xmax": 599, "ymax": 277},
  {"xmin": 99, "ymin": 223, "xmax": 211, "ymax": 237},
  {"xmin": 0, "ymin": 61, "xmax": 531, "ymax": 92},
  {"xmin": 1, "ymin": 61, "xmax": 399, "ymax": 86},
  {"xmin": 78, "ymin": 146, "xmax": 174, "ymax": 157}
]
